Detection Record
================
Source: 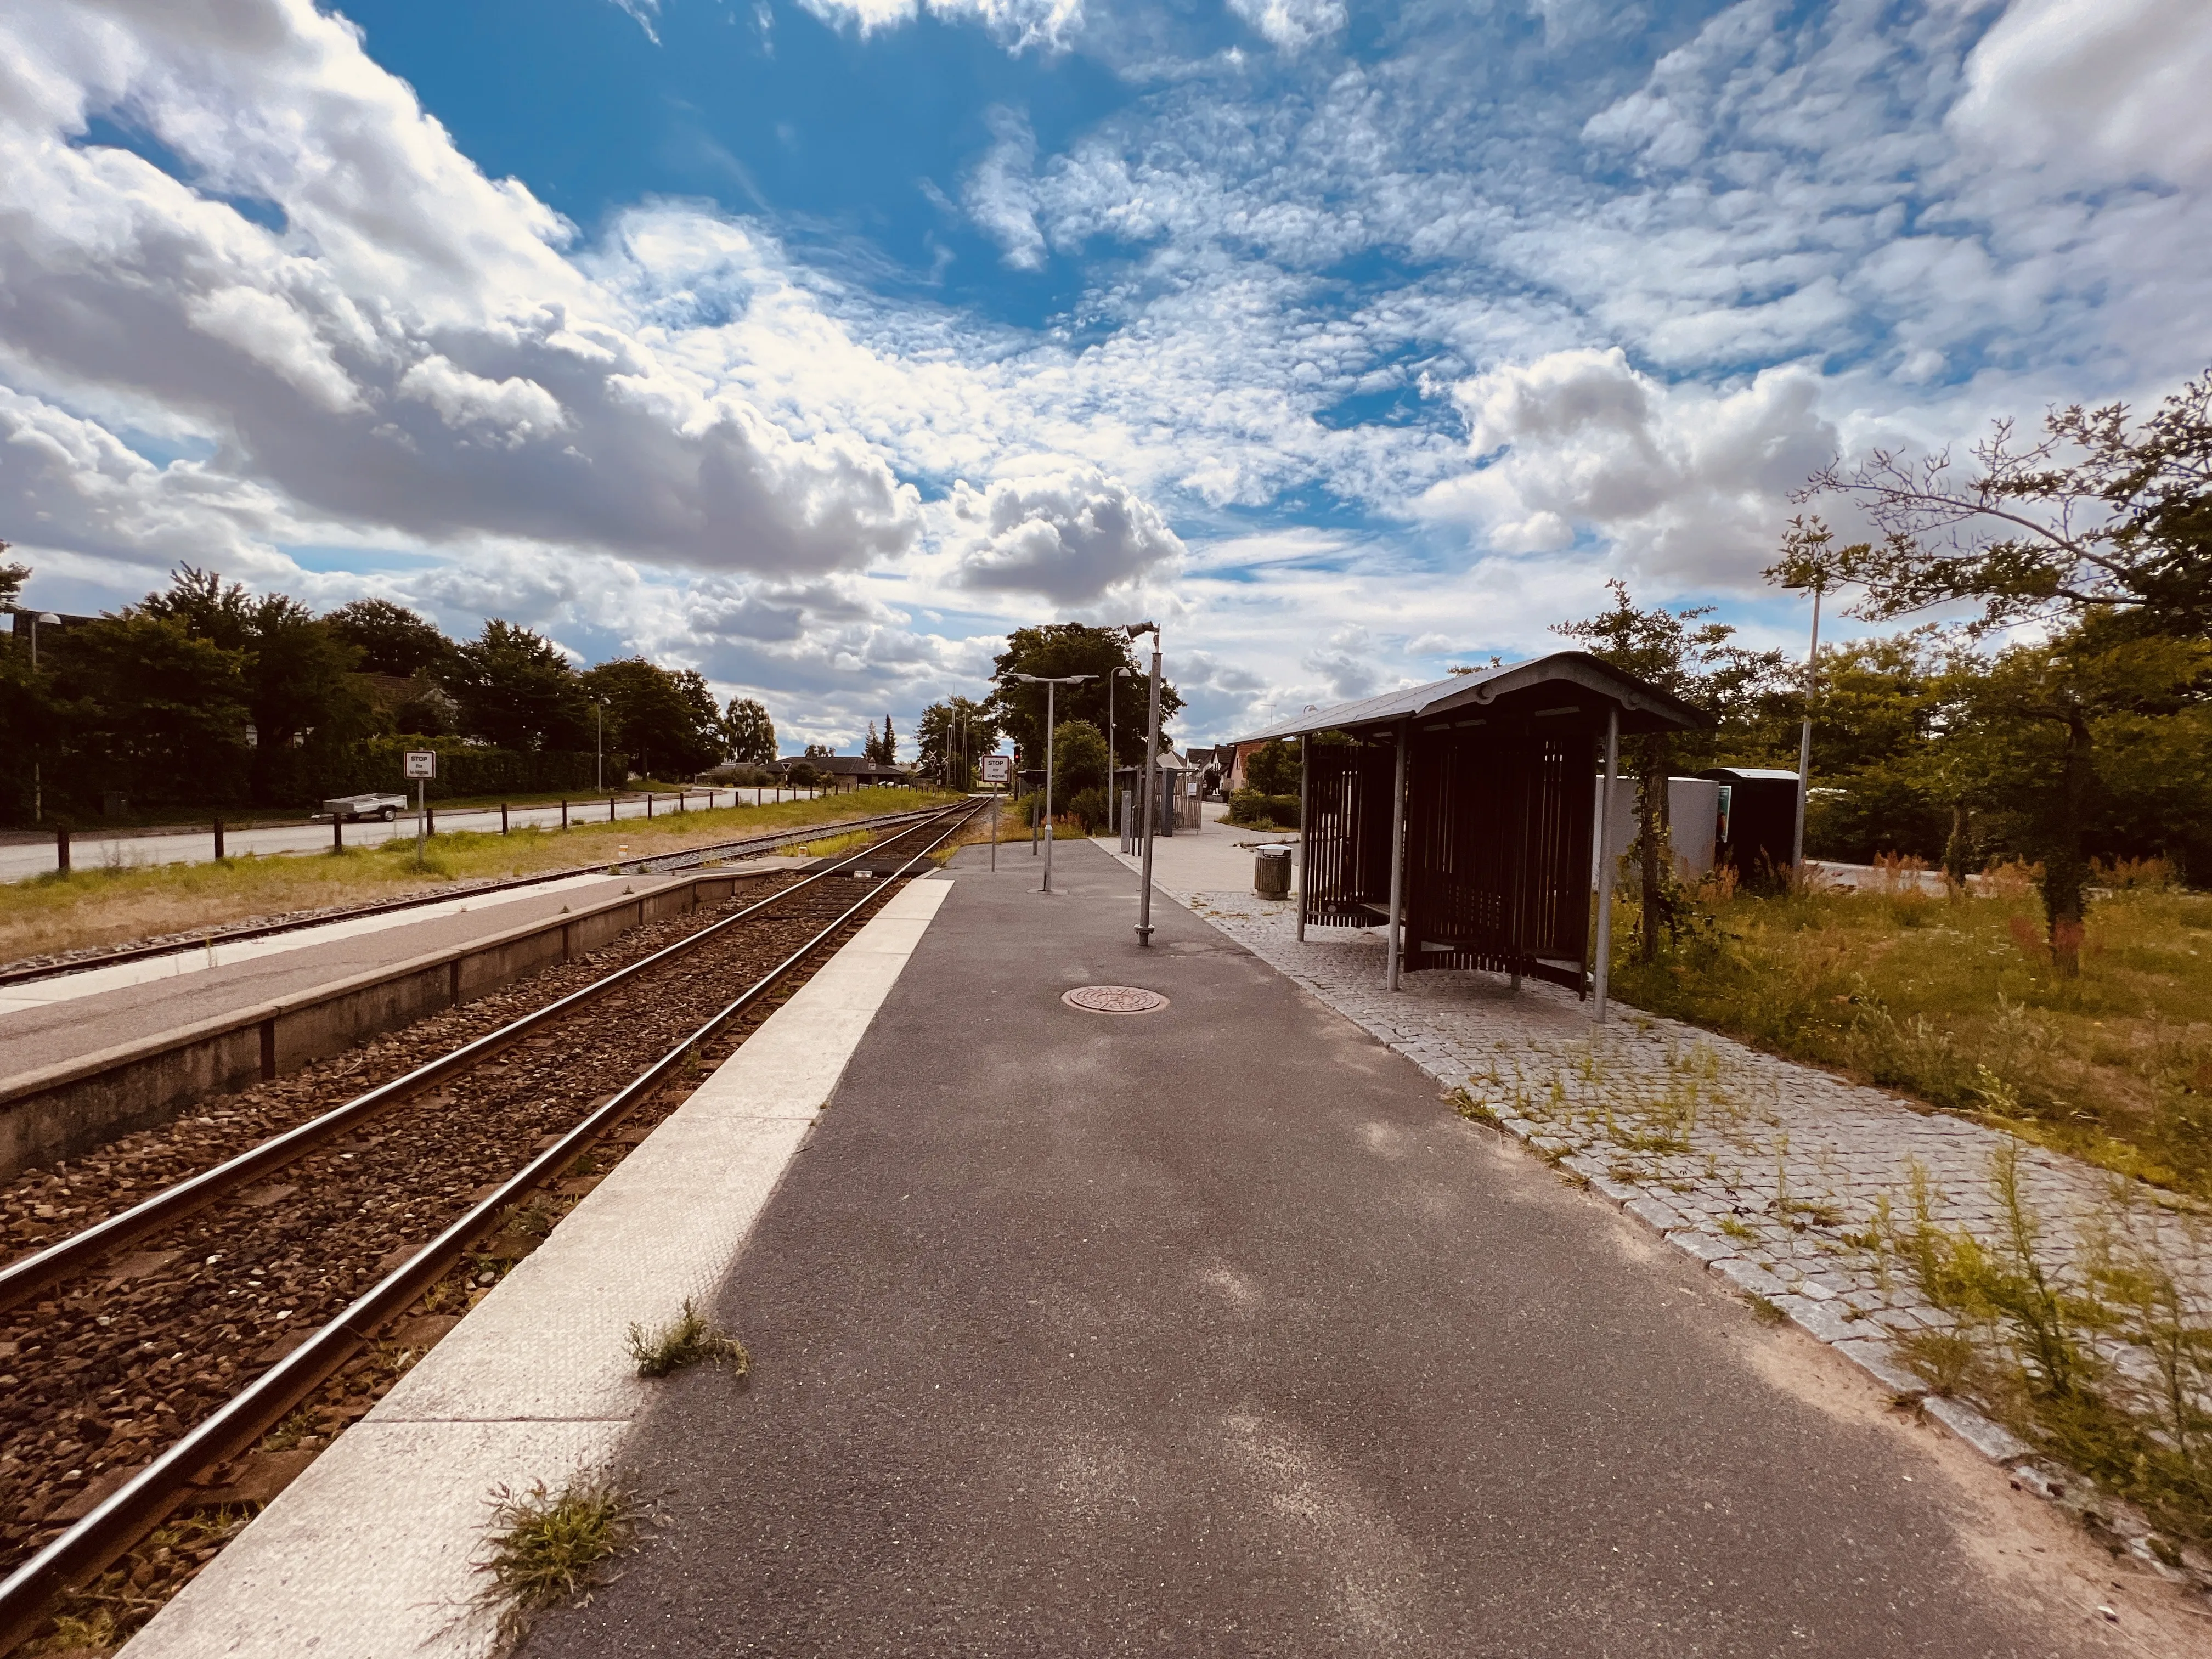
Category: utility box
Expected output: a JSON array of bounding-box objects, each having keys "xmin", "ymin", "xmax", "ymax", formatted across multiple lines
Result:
[
  {"xmin": 1695, "ymin": 767, "xmax": 1801, "ymax": 879},
  {"xmin": 1254, "ymin": 844, "xmax": 1293, "ymax": 899}
]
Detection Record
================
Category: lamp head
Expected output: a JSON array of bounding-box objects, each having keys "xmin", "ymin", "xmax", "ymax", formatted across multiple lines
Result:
[{"xmin": 37, "ymin": 613, "xmax": 60, "ymax": 625}]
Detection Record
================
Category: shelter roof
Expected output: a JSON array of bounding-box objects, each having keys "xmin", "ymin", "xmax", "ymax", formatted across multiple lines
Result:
[
  {"xmin": 1232, "ymin": 651, "xmax": 1706, "ymax": 744},
  {"xmin": 1699, "ymin": 766, "xmax": 1799, "ymax": 782}
]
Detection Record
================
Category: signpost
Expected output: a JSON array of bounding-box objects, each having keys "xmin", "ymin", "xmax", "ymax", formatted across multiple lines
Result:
[
  {"xmin": 404, "ymin": 751, "xmax": 436, "ymax": 864},
  {"xmin": 979, "ymin": 754, "xmax": 1010, "ymax": 788}
]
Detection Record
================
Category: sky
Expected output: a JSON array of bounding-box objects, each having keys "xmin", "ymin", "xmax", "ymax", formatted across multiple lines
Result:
[{"xmin": 2, "ymin": 0, "xmax": 2209, "ymax": 754}]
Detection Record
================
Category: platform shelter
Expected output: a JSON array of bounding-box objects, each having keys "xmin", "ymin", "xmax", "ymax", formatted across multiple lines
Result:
[{"xmin": 1235, "ymin": 652, "xmax": 1703, "ymax": 1013}]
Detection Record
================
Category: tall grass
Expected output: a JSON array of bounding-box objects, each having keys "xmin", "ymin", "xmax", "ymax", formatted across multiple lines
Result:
[
  {"xmin": 1, "ymin": 789, "xmax": 957, "ymax": 963},
  {"xmin": 1610, "ymin": 877, "xmax": 2212, "ymax": 1198}
]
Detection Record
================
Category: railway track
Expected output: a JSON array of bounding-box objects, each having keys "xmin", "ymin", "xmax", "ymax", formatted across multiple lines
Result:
[
  {"xmin": 0, "ymin": 799, "xmax": 954, "ymax": 991},
  {"xmin": 0, "ymin": 800, "xmax": 982, "ymax": 1651}
]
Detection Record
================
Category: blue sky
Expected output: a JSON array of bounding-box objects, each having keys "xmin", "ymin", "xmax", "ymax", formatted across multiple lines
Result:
[{"xmin": 2, "ymin": 0, "xmax": 2209, "ymax": 752}]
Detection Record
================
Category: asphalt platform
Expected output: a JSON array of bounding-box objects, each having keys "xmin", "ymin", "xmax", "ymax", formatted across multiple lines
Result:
[{"xmin": 521, "ymin": 839, "xmax": 2100, "ymax": 1658}]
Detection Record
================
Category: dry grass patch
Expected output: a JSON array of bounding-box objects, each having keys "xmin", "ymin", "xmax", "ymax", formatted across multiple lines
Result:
[
  {"xmin": 0, "ymin": 789, "xmax": 957, "ymax": 963},
  {"xmin": 1611, "ymin": 879, "xmax": 2212, "ymax": 1198}
]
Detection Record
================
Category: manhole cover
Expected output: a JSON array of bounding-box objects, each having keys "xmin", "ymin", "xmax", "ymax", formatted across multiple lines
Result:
[{"xmin": 1062, "ymin": 984, "xmax": 1170, "ymax": 1015}]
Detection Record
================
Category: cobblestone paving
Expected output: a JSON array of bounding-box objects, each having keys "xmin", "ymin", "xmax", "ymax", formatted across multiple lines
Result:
[{"xmin": 1163, "ymin": 877, "xmax": 2212, "ymax": 1584}]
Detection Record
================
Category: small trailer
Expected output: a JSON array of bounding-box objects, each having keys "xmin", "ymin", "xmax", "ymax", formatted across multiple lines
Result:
[{"xmin": 317, "ymin": 792, "xmax": 408, "ymax": 823}]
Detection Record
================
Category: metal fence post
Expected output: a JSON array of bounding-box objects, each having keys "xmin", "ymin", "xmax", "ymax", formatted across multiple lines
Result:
[
  {"xmin": 54, "ymin": 824, "xmax": 70, "ymax": 875},
  {"xmin": 212, "ymin": 818, "xmax": 225, "ymax": 861},
  {"xmin": 500, "ymin": 803, "xmax": 509, "ymax": 835}
]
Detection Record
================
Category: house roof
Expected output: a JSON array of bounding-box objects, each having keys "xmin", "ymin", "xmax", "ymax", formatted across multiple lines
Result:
[{"xmin": 1232, "ymin": 651, "xmax": 1707, "ymax": 743}]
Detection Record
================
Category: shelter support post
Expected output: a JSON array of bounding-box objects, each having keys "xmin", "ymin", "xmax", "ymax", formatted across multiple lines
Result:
[
  {"xmin": 1296, "ymin": 733, "xmax": 1309, "ymax": 943},
  {"xmin": 1593, "ymin": 706, "xmax": 1619, "ymax": 1023},
  {"xmin": 1385, "ymin": 720, "xmax": 1408, "ymax": 992}
]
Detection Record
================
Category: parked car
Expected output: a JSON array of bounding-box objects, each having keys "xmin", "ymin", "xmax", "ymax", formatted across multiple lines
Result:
[{"xmin": 319, "ymin": 792, "xmax": 409, "ymax": 823}]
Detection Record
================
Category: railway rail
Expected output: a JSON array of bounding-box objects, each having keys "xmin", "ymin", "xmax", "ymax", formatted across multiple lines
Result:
[
  {"xmin": 0, "ymin": 799, "xmax": 954, "ymax": 991},
  {"xmin": 0, "ymin": 799, "xmax": 983, "ymax": 1651}
]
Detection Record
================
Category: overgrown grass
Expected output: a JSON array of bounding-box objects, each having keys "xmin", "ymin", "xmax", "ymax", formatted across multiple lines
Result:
[
  {"xmin": 471, "ymin": 1473, "xmax": 641, "ymax": 1648},
  {"xmin": 1888, "ymin": 1145, "xmax": 2211, "ymax": 1558},
  {"xmin": 0, "ymin": 788, "xmax": 957, "ymax": 963},
  {"xmin": 1610, "ymin": 877, "xmax": 2212, "ymax": 1198},
  {"xmin": 625, "ymin": 1297, "xmax": 751, "ymax": 1379}
]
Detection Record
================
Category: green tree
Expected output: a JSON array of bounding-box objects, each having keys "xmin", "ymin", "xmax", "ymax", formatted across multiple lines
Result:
[
  {"xmin": 1792, "ymin": 368, "xmax": 2212, "ymax": 639},
  {"xmin": 878, "ymin": 713, "xmax": 898, "ymax": 764},
  {"xmin": 325, "ymin": 597, "xmax": 455, "ymax": 677},
  {"xmin": 1245, "ymin": 738, "xmax": 1300, "ymax": 795},
  {"xmin": 917, "ymin": 697, "xmax": 999, "ymax": 787},
  {"xmin": 990, "ymin": 624, "xmax": 1181, "ymax": 771},
  {"xmin": 45, "ymin": 612, "xmax": 251, "ymax": 805},
  {"xmin": 1051, "ymin": 719, "xmax": 1110, "ymax": 793},
  {"xmin": 1945, "ymin": 628, "xmax": 2209, "ymax": 972},
  {"xmin": 449, "ymin": 619, "xmax": 589, "ymax": 752},
  {"xmin": 1555, "ymin": 582, "xmax": 1777, "ymax": 957},
  {"xmin": 141, "ymin": 568, "xmax": 370, "ymax": 799},
  {"xmin": 583, "ymin": 658, "xmax": 725, "ymax": 781},
  {"xmin": 722, "ymin": 697, "xmax": 777, "ymax": 766}
]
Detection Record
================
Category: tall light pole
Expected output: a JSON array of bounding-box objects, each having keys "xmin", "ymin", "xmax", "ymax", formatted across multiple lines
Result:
[
  {"xmin": 1123, "ymin": 622, "xmax": 1162, "ymax": 945},
  {"xmin": 1007, "ymin": 671, "xmax": 1093, "ymax": 894},
  {"xmin": 594, "ymin": 697, "xmax": 606, "ymax": 795},
  {"xmin": 28, "ymin": 611, "xmax": 59, "ymax": 824},
  {"xmin": 1790, "ymin": 580, "xmax": 1824, "ymax": 874},
  {"xmin": 1107, "ymin": 664, "xmax": 1134, "ymax": 837}
]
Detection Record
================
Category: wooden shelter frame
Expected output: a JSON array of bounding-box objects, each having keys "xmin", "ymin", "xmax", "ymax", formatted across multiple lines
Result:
[{"xmin": 1235, "ymin": 653, "xmax": 1702, "ymax": 1019}]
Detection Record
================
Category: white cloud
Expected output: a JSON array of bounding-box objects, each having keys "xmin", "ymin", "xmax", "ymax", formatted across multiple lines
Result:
[
  {"xmin": 949, "ymin": 464, "xmax": 1187, "ymax": 601},
  {"xmin": 1421, "ymin": 348, "xmax": 1838, "ymax": 580},
  {"xmin": 964, "ymin": 106, "xmax": 1048, "ymax": 270},
  {"xmin": 794, "ymin": 0, "xmax": 1084, "ymax": 52},
  {"xmin": 1951, "ymin": 0, "xmax": 2212, "ymax": 187},
  {"xmin": 1227, "ymin": 0, "xmax": 1346, "ymax": 52}
]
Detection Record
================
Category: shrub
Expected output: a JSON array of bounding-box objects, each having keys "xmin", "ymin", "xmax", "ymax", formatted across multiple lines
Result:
[
  {"xmin": 1064, "ymin": 785, "xmax": 1109, "ymax": 833},
  {"xmin": 1227, "ymin": 789, "xmax": 1300, "ymax": 828}
]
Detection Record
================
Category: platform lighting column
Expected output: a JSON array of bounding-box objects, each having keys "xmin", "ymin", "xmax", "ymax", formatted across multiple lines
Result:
[
  {"xmin": 1593, "ymin": 705, "xmax": 1620, "ymax": 1024},
  {"xmin": 1008, "ymin": 671, "xmax": 1093, "ymax": 894},
  {"xmin": 1130, "ymin": 623, "xmax": 1163, "ymax": 945},
  {"xmin": 1790, "ymin": 579, "xmax": 1824, "ymax": 876},
  {"xmin": 1385, "ymin": 720, "xmax": 1408, "ymax": 991}
]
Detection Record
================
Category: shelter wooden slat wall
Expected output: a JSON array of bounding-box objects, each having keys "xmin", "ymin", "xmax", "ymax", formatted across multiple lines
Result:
[
  {"xmin": 1300, "ymin": 737, "xmax": 1397, "ymax": 928},
  {"xmin": 1398, "ymin": 723, "xmax": 1594, "ymax": 990}
]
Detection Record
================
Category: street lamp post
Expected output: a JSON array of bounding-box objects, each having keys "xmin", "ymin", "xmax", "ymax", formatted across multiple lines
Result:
[
  {"xmin": 594, "ymin": 698, "xmax": 606, "ymax": 795},
  {"xmin": 1122, "ymin": 623, "xmax": 1163, "ymax": 946},
  {"xmin": 1107, "ymin": 664, "xmax": 1135, "ymax": 837},
  {"xmin": 1790, "ymin": 581, "xmax": 1825, "ymax": 875},
  {"xmin": 1007, "ymin": 672, "xmax": 1093, "ymax": 895}
]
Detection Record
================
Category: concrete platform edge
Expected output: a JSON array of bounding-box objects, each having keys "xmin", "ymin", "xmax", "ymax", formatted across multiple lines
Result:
[
  {"xmin": 116, "ymin": 875, "xmax": 955, "ymax": 1659},
  {"xmin": 0, "ymin": 867, "xmax": 784, "ymax": 1180}
]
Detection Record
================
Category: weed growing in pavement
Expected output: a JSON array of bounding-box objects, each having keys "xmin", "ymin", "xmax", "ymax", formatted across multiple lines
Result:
[
  {"xmin": 471, "ymin": 1472, "xmax": 642, "ymax": 1647},
  {"xmin": 1887, "ymin": 1150, "xmax": 2212, "ymax": 1555},
  {"xmin": 1746, "ymin": 1294, "xmax": 1788, "ymax": 1324},
  {"xmin": 625, "ymin": 1297, "xmax": 751, "ymax": 1379},
  {"xmin": 1448, "ymin": 1087, "xmax": 1503, "ymax": 1130},
  {"xmin": 1719, "ymin": 1216, "xmax": 1758, "ymax": 1243}
]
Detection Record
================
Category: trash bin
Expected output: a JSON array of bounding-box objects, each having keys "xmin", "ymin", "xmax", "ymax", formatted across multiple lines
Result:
[{"xmin": 1254, "ymin": 844, "xmax": 1292, "ymax": 899}]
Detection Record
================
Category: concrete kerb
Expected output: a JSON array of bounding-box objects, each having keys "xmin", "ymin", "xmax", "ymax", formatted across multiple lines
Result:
[
  {"xmin": 117, "ymin": 874, "xmax": 957, "ymax": 1659},
  {"xmin": 0, "ymin": 866, "xmax": 789, "ymax": 1180}
]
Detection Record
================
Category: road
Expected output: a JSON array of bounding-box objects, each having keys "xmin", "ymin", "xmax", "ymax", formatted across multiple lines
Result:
[{"xmin": 0, "ymin": 787, "xmax": 824, "ymax": 884}]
